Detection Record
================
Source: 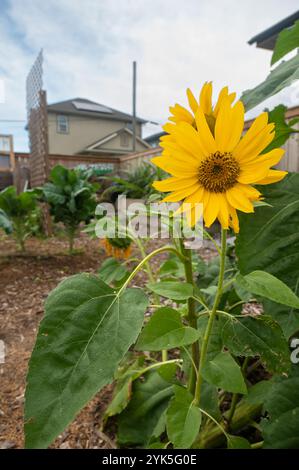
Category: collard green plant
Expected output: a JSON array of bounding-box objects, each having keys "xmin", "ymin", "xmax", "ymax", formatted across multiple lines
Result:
[
  {"xmin": 39, "ymin": 165, "xmax": 98, "ymax": 253},
  {"xmin": 102, "ymin": 163, "xmax": 166, "ymax": 201},
  {"xmin": 0, "ymin": 186, "xmax": 38, "ymax": 251}
]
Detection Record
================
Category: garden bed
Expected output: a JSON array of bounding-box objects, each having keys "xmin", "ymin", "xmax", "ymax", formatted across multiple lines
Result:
[{"xmin": 0, "ymin": 233, "xmax": 218, "ymax": 449}]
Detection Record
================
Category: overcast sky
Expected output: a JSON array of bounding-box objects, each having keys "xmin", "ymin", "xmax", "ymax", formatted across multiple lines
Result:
[{"xmin": 0, "ymin": 0, "xmax": 298, "ymax": 151}]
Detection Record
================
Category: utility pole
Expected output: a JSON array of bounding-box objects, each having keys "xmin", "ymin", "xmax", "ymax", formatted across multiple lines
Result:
[{"xmin": 132, "ymin": 61, "xmax": 136, "ymax": 152}]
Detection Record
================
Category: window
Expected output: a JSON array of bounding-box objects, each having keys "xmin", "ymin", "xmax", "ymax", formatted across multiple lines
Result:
[
  {"xmin": 0, "ymin": 155, "xmax": 10, "ymax": 168},
  {"xmin": 57, "ymin": 115, "xmax": 69, "ymax": 134},
  {"xmin": 120, "ymin": 131, "xmax": 129, "ymax": 147},
  {"xmin": 0, "ymin": 137, "xmax": 10, "ymax": 152}
]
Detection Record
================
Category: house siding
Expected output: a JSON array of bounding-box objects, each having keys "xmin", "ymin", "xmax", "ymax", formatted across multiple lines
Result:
[{"xmin": 48, "ymin": 113, "xmax": 142, "ymax": 155}]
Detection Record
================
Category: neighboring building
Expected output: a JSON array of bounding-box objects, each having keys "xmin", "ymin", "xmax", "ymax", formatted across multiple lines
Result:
[
  {"xmin": 248, "ymin": 10, "xmax": 299, "ymax": 50},
  {"xmin": 144, "ymin": 131, "xmax": 166, "ymax": 147},
  {"xmin": 0, "ymin": 135, "xmax": 15, "ymax": 190},
  {"xmin": 47, "ymin": 98, "xmax": 150, "ymax": 156}
]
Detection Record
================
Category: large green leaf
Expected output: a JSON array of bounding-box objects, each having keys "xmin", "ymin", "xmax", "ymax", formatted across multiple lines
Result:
[
  {"xmin": 117, "ymin": 370, "xmax": 174, "ymax": 446},
  {"xmin": 236, "ymin": 271, "xmax": 299, "ymax": 309},
  {"xmin": 202, "ymin": 352, "xmax": 247, "ymax": 394},
  {"xmin": 241, "ymin": 53, "xmax": 299, "ymax": 110},
  {"xmin": 236, "ymin": 174, "xmax": 299, "ymax": 338},
  {"xmin": 0, "ymin": 208, "xmax": 12, "ymax": 234},
  {"xmin": 227, "ymin": 435, "xmax": 251, "ymax": 449},
  {"xmin": 98, "ymin": 257, "xmax": 129, "ymax": 286},
  {"xmin": 271, "ymin": 20, "xmax": 299, "ymax": 65},
  {"xmin": 221, "ymin": 314, "xmax": 290, "ymax": 374},
  {"xmin": 147, "ymin": 281, "xmax": 193, "ymax": 300},
  {"xmin": 135, "ymin": 307, "xmax": 200, "ymax": 351},
  {"xmin": 261, "ymin": 366, "xmax": 299, "ymax": 448},
  {"xmin": 25, "ymin": 274, "xmax": 148, "ymax": 448},
  {"xmin": 264, "ymin": 105, "xmax": 299, "ymax": 152},
  {"xmin": 166, "ymin": 385, "xmax": 201, "ymax": 449}
]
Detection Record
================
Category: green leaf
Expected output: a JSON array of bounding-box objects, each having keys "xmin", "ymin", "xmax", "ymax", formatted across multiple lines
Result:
[
  {"xmin": 117, "ymin": 370, "xmax": 174, "ymax": 446},
  {"xmin": 244, "ymin": 380, "xmax": 272, "ymax": 406},
  {"xmin": 103, "ymin": 358, "xmax": 144, "ymax": 421},
  {"xmin": 236, "ymin": 271, "xmax": 299, "ymax": 310},
  {"xmin": 221, "ymin": 315, "xmax": 290, "ymax": 374},
  {"xmin": 24, "ymin": 274, "xmax": 148, "ymax": 448},
  {"xmin": 200, "ymin": 381, "xmax": 221, "ymax": 421},
  {"xmin": 202, "ymin": 352, "xmax": 247, "ymax": 394},
  {"xmin": 147, "ymin": 281, "xmax": 193, "ymax": 300},
  {"xmin": 241, "ymin": 52, "xmax": 299, "ymax": 111},
  {"xmin": 236, "ymin": 174, "xmax": 299, "ymax": 338},
  {"xmin": 263, "ymin": 104, "xmax": 299, "ymax": 153},
  {"xmin": 197, "ymin": 316, "xmax": 223, "ymax": 360},
  {"xmin": 98, "ymin": 257, "xmax": 129, "ymax": 285},
  {"xmin": 135, "ymin": 307, "xmax": 200, "ymax": 351},
  {"xmin": 271, "ymin": 20, "xmax": 299, "ymax": 65},
  {"xmin": 261, "ymin": 366, "xmax": 299, "ymax": 448},
  {"xmin": 166, "ymin": 386, "xmax": 201, "ymax": 449},
  {"xmin": 0, "ymin": 209, "xmax": 12, "ymax": 234},
  {"xmin": 227, "ymin": 435, "xmax": 251, "ymax": 449},
  {"xmin": 159, "ymin": 257, "xmax": 185, "ymax": 278}
]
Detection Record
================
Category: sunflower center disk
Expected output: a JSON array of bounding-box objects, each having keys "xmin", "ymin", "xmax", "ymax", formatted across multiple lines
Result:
[{"xmin": 198, "ymin": 151, "xmax": 240, "ymax": 193}]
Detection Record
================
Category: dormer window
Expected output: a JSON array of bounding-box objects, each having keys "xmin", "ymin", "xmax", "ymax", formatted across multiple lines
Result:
[{"xmin": 57, "ymin": 115, "xmax": 69, "ymax": 134}]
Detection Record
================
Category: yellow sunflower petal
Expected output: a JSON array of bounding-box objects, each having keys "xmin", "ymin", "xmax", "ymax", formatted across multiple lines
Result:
[
  {"xmin": 203, "ymin": 192, "xmax": 220, "ymax": 227},
  {"xmin": 163, "ymin": 122, "xmax": 177, "ymax": 134},
  {"xmin": 161, "ymin": 184, "xmax": 199, "ymax": 202},
  {"xmin": 255, "ymin": 169, "xmax": 288, "ymax": 185},
  {"xmin": 238, "ymin": 148, "xmax": 285, "ymax": 184},
  {"xmin": 194, "ymin": 108, "xmax": 217, "ymax": 155},
  {"xmin": 153, "ymin": 176, "xmax": 198, "ymax": 192},
  {"xmin": 235, "ymin": 126, "xmax": 275, "ymax": 163},
  {"xmin": 235, "ymin": 183, "xmax": 261, "ymax": 200},
  {"xmin": 213, "ymin": 87, "xmax": 236, "ymax": 118},
  {"xmin": 199, "ymin": 82, "xmax": 213, "ymax": 115},
  {"xmin": 241, "ymin": 148, "xmax": 284, "ymax": 167},
  {"xmin": 226, "ymin": 184, "xmax": 254, "ymax": 213},
  {"xmin": 160, "ymin": 143, "xmax": 200, "ymax": 165},
  {"xmin": 187, "ymin": 88, "xmax": 198, "ymax": 114},
  {"xmin": 169, "ymin": 104, "xmax": 194, "ymax": 124},
  {"xmin": 217, "ymin": 193, "xmax": 230, "ymax": 229},
  {"xmin": 215, "ymin": 98, "xmax": 244, "ymax": 152},
  {"xmin": 228, "ymin": 205, "xmax": 240, "ymax": 233},
  {"xmin": 185, "ymin": 204, "xmax": 203, "ymax": 227},
  {"xmin": 151, "ymin": 156, "xmax": 199, "ymax": 176},
  {"xmin": 172, "ymin": 122, "xmax": 206, "ymax": 160},
  {"xmin": 234, "ymin": 113, "xmax": 276, "ymax": 161}
]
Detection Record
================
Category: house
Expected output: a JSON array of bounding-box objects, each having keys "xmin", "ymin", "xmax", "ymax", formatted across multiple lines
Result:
[
  {"xmin": 0, "ymin": 135, "xmax": 15, "ymax": 190},
  {"xmin": 144, "ymin": 131, "xmax": 166, "ymax": 147},
  {"xmin": 248, "ymin": 10, "xmax": 299, "ymax": 50},
  {"xmin": 47, "ymin": 98, "xmax": 151, "ymax": 156}
]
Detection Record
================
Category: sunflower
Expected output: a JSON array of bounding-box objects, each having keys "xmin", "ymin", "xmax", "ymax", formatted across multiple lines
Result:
[
  {"xmin": 152, "ymin": 85, "xmax": 287, "ymax": 233},
  {"xmin": 101, "ymin": 236, "xmax": 132, "ymax": 259},
  {"xmin": 167, "ymin": 82, "xmax": 235, "ymax": 128}
]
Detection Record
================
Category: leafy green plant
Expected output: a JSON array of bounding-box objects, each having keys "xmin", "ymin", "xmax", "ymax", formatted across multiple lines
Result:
[
  {"xmin": 24, "ymin": 22, "xmax": 299, "ymax": 450},
  {"xmin": 38, "ymin": 165, "xmax": 98, "ymax": 254},
  {"xmin": 0, "ymin": 186, "xmax": 38, "ymax": 251},
  {"xmin": 102, "ymin": 163, "xmax": 165, "ymax": 201}
]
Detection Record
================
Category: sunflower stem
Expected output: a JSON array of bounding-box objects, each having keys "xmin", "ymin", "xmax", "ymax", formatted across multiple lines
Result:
[
  {"xmin": 180, "ymin": 239, "xmax": 199, "ymax": 394},
  {"xmin": 193, "ymin": 228, "xmax": 227, "ymax": 406}
]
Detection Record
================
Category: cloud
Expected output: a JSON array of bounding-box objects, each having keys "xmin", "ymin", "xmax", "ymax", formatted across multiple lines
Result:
[{"xmin": 0, "ymin": 0, "xmax": 298, "ymax": 150}]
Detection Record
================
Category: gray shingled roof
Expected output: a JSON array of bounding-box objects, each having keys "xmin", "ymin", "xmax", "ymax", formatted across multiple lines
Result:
[
  {"xmin": 47, "ymin": 98, "xmax": 147, "ymax": 123},
  {"xmin": 248, "ymin": 10, "xmax": 299, "ymax": 50}
]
